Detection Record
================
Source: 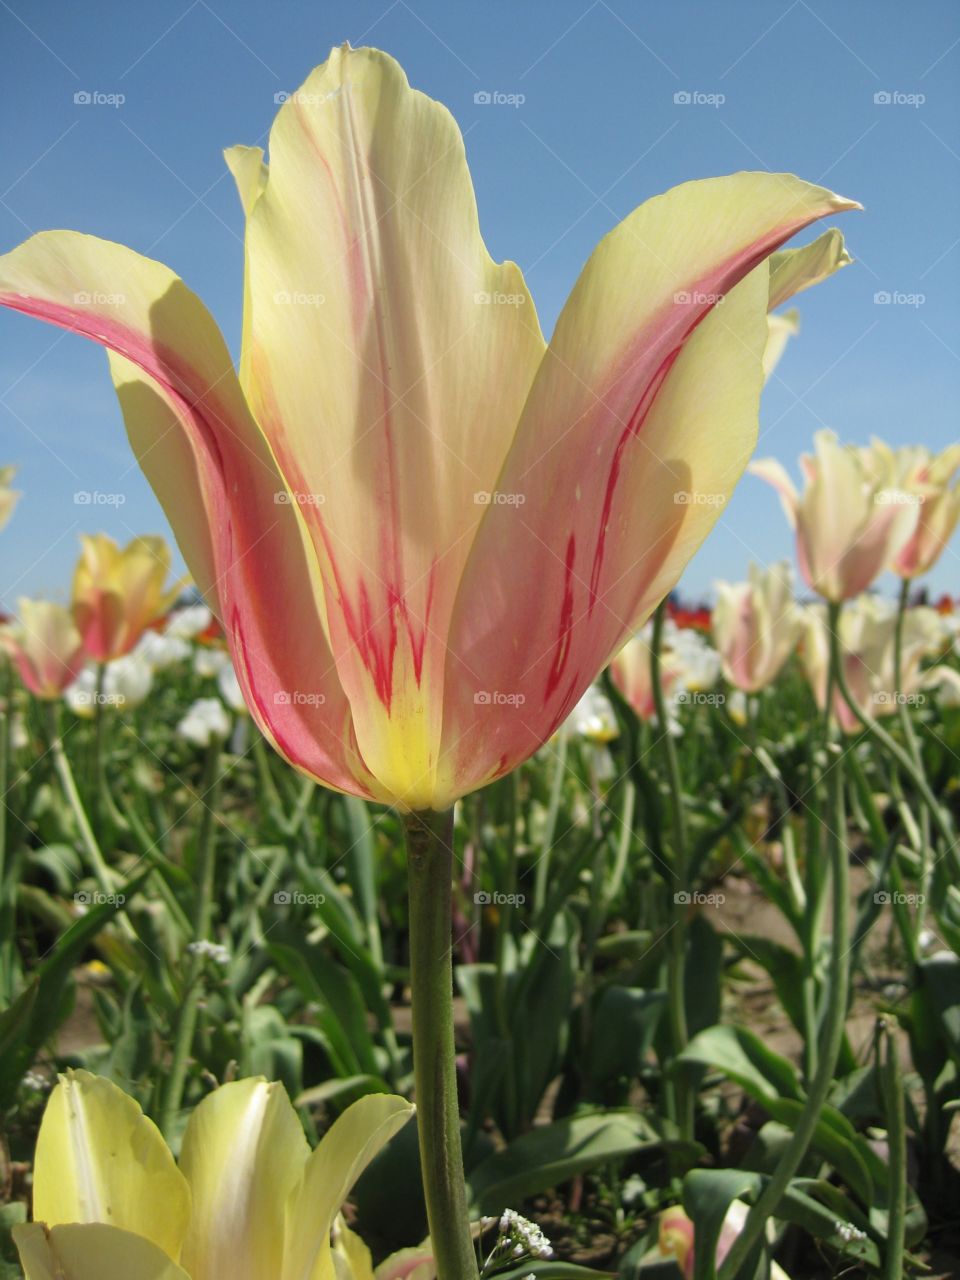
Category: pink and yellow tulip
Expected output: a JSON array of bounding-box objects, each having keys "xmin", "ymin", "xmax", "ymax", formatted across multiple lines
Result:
[
  {"xmin": 70, "ymin": 533, "xmax": 179, "ymax": 662},
  {"xmin": 0, "ymin": 46, "xmax": 857, "ymax": 811},
  {"xmin": 750, "ymin": 430, "xmax": 917, "ymax": 602},
  {"xmin": 871, "ymin": 441, "xmax": 960, "ymax": 579},
  {"xmin": 611, "ymin": 629, "xmax": 683, "ymax": 721},
  {"xmin": 801, "ymin": 596, "xmax": 958, "ymax": 733},
  {"xmin": 1, "ymin": 599, "xmax": 86, "ymax": 699},
  {"xmin": 14, "ymin": 1069, "xmax": 414, "ymax": 1280},
  {"xmin": 712, "ymin": 561, "xmax": 801, "ymax": 693},
  {"xmin": 0, "ymin": 464, "xmax": 20, "ymax": 532}
]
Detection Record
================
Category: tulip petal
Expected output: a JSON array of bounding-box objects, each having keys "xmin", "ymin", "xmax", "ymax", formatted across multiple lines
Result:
[
  {"xmin": 15, "ymin": 1223, "xmax": 192, "ymax": 1280},
  {"xmin": 438, "ymin": 172, "xmax": 857, "ymax": 801},
  {"xmin": 242, "ymin": 45, "xmax": 546, "ymax": 809},
  {"xmin": 282, "ymin": 1093, "xmax": 415, "ymax": 1280},
  {"xmin": 768, "ymin": 226, "xmax": 852, "ymax": 309},
  {"xmin": 32, "ymin": 1070, "xmax": 189, "ymax": 1260},
  {"xmin": 179, "ymin": 1077, "xmax": 310, "ymax": 1280},
  {"xmin": 0, "ymin": 229, "xmax": 377, "ymax": 799},
  {"xmin": 748, "ymin": 457, "xmax": 800, "ymax": 528}
]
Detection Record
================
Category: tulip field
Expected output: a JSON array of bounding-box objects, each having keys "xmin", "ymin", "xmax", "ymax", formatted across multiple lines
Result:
[{"xmin": 1, "ymin": 27, "xmax": 960, "ymax": 1280}]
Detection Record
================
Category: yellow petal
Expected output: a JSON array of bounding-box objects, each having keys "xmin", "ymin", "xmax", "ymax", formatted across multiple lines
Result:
[
  {"xmin": 282, "ymin": 1093, "xmax": 415, "ymax": 1280},
  {"xmin": 32, "ymin": 1070, "xmax": 189, "ymax": 1260},
  {"xmin": 243, "ymin": 45, "xmax": 546, "ymax": 810},
  {"xmin": 179, "ymin": 1077, "xmax": 310, "ymax": 1280},
  {"xmin": 439, "ymin": 172, "xmax": 857, "ymax": 802},
  {"xmin": 762, "ymin": 308, "xmax": 799, "ymax": 381},
  {"xmin": 15, "ymin": 1222, "xmax": 192, "ymax": 1280},
  {"xmin": 767, "ymin": 226, "xmax": 852, "ymax": 309}
]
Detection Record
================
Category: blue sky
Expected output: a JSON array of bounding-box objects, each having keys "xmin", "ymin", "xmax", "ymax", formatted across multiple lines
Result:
[{"xmin": 1, "ymin": 0, "xmax": 958, "ymax": 608}]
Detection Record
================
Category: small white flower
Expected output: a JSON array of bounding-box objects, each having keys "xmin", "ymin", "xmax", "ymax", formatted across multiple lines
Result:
[
  {"xmin": 177, "ymin": 697, "xmax": 231, "ymax": 747},
  {"xmin": 64, "ymin": 653, "xmax": 154, "ymax": 716},
  {"xmin": 194, "ymin": 646, "xmax": 231, "ymax": 678},
  {"xmin": 217, "ymin": 662, "xmax": 249, "ymax": 714},
  {"xmin": 165, "ymin": 604, "xmax": 213, "ymax": 639},
  {"xmin": 835, "ymin": 1219, "xmax": 867, "ymax": 1243},
  {"xmin": 134, "ymin": 629, "xmax": 191, "ymax": 670},
  {"xmin": 187, "ymin": 939, "xmax": 230, "ymax": 965},
  {"xmin": 566, "ymin": 684, "xmax": 618, "ymax": 743}
]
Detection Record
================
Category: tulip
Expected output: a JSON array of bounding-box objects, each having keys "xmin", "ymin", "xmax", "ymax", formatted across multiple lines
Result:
[
  {"xmin": 1, "ymin": 599, "xmax": 86, "ymax": 699},
  {"xmin": 0, "ymin": 46, "xmax": 857, "ymax": 810},
  {"xmin": 71, "ymin": 533, "xmax": 180, "ymax": 662},
  {"xmin": 14, "ymin": 1069, "xmax": 414, "ymax": 1280},
  {"xmin": 869, "ymin": 441, "xmax": 960, "ymax": 579},
  {"xmin": 611, "ymin": 627, "xmax": 683, "ymax": 721},
  {"xmin": 801, "ymin": 596, "xmax": 958, "ymax": 733},
  {"xmin": 0, "ymin": 464, "xmax": 20, "ymax": 533},
  {"xmin": 750, "ymin": 430, "xmax": 917, "ymax": 602},
  {"xmin": 657, "ymin": 1201, "xmax": 791, "ymax": 1279},
  {"xmin": 713, "ymin": 561, "xmax": 801, "ymax": 693}
]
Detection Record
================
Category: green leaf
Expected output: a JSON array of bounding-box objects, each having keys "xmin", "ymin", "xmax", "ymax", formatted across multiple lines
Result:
[
  {"xmin": 679, "ymin": 1024, "xmax": 803, "ymax": 1105},
  {"xmin": 467, "ymin": 1111, "xmax": 682, "ymax": 1215}
]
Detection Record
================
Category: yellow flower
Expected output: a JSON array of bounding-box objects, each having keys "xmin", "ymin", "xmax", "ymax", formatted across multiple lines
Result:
[
  {"xmin": 1, "ymin": 598, "xmax": 85, "ymax": 699},
  {"xmin": 71, "ymin": 534, "xmax": 180, "ymax": 661},
  {"xmin": 0, "ymin": 46, "xmax": 857, "ymax": 810},
  {"xmin": 14, "ymin": 1069, "xmax": 414, "ymax": 1280}
]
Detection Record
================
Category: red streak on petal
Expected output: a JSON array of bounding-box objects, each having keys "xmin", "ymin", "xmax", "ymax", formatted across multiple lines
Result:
[{"xmin": 545, "ymin": 533, "xmax": 577, "ymax": 701}]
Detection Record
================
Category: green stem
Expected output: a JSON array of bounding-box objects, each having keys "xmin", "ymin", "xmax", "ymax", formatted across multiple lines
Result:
[
  {"xmin": 719, "ymin": 600, "xmax": 852, "ymax": 1280},
  {"xmin": 0, "ymin": 662, "xmax": 12, "ymax": 996},
  {"xmin": 47, "ymin": 703, "xmax": 117, "ymax": 898},
  {"xmin": 894, "ymin": 579, "xmax": 933, "ymax": 940},
  {"xmin": 533, "ymin": 730, "xmax": 567, "ymax": 915},
  {"xmin": 404, "ymin": 809, "xmax": 479, "ymax": 1280},
  {"xmin": 829, "ymin": 601, "xmax": 955, "ymax": 865},
  {"xmin": 878, "ymin": 1016, "xmax": 906, "ymax": 1280},
  {"xmin": 161, "ymin": 734, "xmax": 223, "ymax": 1140},
  {"xmin": 651, "ymin": 600, "xmax": 693, "ymax": 1142}
]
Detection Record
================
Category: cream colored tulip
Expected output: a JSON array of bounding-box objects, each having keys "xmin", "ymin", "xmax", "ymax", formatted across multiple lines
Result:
[
  {"xmin": 713, "ymin": 561, "xmax": 801, "ymax": 693},
  {"xmin": 801, "ymin": 596, "xmax": 957, "ymax": 732},
  {"xmin": 751, "ymin": 430, "xmax": 918, "ymax": 601},
  {"xmin": 1, "ymin": 599, "xmax": 85, "ymax": 699},
  {"xmin": 867, "ymin": 441, "xmax": 960, "ymax": 579}
]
